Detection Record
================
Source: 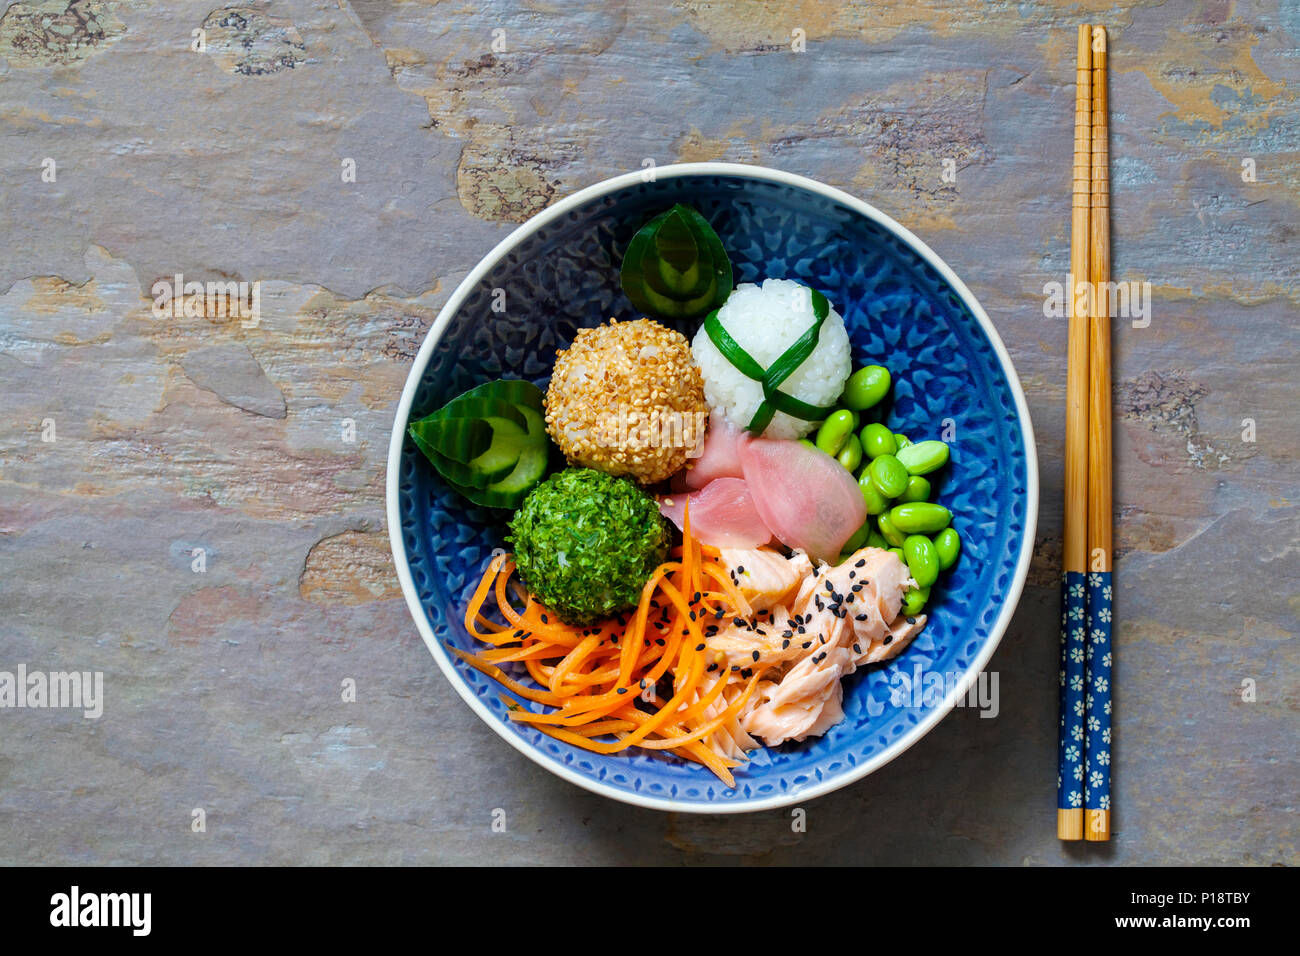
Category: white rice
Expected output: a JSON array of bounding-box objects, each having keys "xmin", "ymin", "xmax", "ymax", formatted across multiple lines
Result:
[{"xmin": 691, "ymin": 278, "xmax": 851, "ymax": 439}]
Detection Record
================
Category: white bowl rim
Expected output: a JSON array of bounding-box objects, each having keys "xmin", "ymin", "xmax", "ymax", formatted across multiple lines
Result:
[{"xmin": 386, "ymin": 161, "xmax": 1039, "ymax": 814}]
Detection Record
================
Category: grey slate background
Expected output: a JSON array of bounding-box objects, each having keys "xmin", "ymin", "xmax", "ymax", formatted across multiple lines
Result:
[{"xmin": 0, "ymin": 0, "xmax": 1296, "ymax": 865}]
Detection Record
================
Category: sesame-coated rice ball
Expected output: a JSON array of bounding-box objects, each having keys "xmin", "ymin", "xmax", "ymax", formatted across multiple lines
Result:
[{"xmin": 544, "ymin": 318, "xmax": 708, "ymax": 485}]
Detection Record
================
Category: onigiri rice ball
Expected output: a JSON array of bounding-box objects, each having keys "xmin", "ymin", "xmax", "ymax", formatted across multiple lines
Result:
[{"xmin": 691, "ymin": 278, "xmax": 851, "ymax": 439}]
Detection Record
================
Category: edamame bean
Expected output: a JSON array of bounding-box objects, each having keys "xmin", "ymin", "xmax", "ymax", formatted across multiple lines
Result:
[
  {"xmin": 843, "ymin": 365, "xmax": 891, "ymax": 411},
  {"xmin": 815, "ymin": 410, "xmax": 857, "ymax": 457},
  {"xmin": 858, "ymin": 470, "xmax": 889, "ymax": 515},
  {"xmin": 933, "ymin": 527, "xmax": 961, "ymax": 570},
  {"xmin": 902, "ymin": 586, "xmax": 930, "ymax": 616},
  {"xmin": 898, "ymin": 475, "xmax": 931, "ymax": 503},
  {"xmin": 798, "ymin": 438, "xmax": 817, "ymax": 451},
  {"xmin": 843, "ymin": 519, "xmax": 872, "ymax": 553},
  {"xmin": 895, "ymin": 439, "xmax": 950, "ymax": 476},
  {"xmin": 837, "ymin": 433, "xmax": 863, "ymax": 472},
  {"xmin": 860, "ymin": 422, "xmax": 897, "ymax": 460},
  {"xmin": 894, "ymin": 433, "xmax": 912, "ymax": 450},
  {"xmin": 888, "ymin": 501, "xmax": 952, "ymax": 534},
  {"xmin": 887, "ymin": 547, "xmax": 905, "ymax": 562},
  {"xmin": 866, "ymin": 530, "xmax": 889, "ymax": 550},
  {"xmin": 868, "ymin": 453, "xmax": 908, "ymax": 499},
  {"xmin": 877, "ymin": 510, "xmax": 906, "ymax": 548},
  {"xmin": 903, "ymin": 534, "xmax": 939, "ymax": 588}
]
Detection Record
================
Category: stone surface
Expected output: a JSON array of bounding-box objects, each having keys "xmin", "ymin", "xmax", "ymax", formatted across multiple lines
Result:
[{"xmin": 0, "ymin": 0, "xmax": 1296, "ymax": 865}]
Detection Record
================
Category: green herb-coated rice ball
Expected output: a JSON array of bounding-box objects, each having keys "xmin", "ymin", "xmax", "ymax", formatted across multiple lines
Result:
[{"xmin": 507, "ymin": 467, "xmax": 671, "ymax": 625}]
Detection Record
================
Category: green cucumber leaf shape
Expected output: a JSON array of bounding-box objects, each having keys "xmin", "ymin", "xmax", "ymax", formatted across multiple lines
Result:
[
  {"xmin": 620, "ymin": 204, "xmax": 732, "ymax": 320},
  {"xmin": 410, "ymin": 401, "xmax": 527, "ymax": 489},
  {"xmin": 703, "ymin": 286, "xmax": 838, "ymax": 434},
  {"xmin": 407, "ymin": 379, "xmax": 550, "ymax": 501},
  {"xmin": 442, "ymin": 405, "xmax": 550, "ymax": 508},
  {"xmin": 433, "ymin": 378, "xmax": 544, "ymax": 414}
]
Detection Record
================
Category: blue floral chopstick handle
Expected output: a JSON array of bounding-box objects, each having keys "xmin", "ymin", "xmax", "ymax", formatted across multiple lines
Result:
[
  {"xmin": 1057, "ymin": 570, "xmax": 1088, "ymax": 827},
  {"xmin": 1083, "ymin": 571, "xmax": 1113, "ymax": 837}
]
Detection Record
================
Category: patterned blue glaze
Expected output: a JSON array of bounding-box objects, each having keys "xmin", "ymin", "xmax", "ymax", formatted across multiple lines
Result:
[
  {"xmin": 395, "ymin": 173, "xmax": 1031, "ymax": 807},
  {"xmin": 1083, "ymin": 571, "xmax": 1113, "ymax": 820}
]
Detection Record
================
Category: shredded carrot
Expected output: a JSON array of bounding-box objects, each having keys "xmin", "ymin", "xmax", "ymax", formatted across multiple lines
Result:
[
  {"xmin": 631, "ymin": 670, "xmax": 765, "ymax": 750},
  {"xmin": 700, "ymin": 562, "xmax": 752, "ymax": 617},
  {"xmin": 450, "ymin": 537, "xmax": 765, "ymax": 788},
  {"xmin": 548, "ymin": 634, "xmax": 601, "ymax": 694}
]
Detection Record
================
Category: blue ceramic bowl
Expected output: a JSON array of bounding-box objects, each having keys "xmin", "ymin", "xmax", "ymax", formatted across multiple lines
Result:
[{"xmin": 387, "ymin": 163, "xmax": 1037, "ymax": 813}]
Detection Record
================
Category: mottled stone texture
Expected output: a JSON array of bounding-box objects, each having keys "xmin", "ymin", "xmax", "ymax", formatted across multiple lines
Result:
[{"xmin": 0, "ymin": 0, "xmax": 1296, "ymax": 865}]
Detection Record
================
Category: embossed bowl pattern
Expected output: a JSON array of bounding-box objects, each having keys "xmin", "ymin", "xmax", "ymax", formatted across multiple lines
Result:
[{"xmin": 387, "ymin": 164, "xmax": 1037, "ymax": 813}]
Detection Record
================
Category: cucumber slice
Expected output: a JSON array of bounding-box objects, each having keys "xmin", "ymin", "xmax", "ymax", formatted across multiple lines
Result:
[
  {"xmin": 435, "ymin": 379, "xmax": 543, "ymax": 417},
  {"xmin": 629, "ymin": 277, "xmax": 723, "ymax": 320},
  {"xmin": 411, "ymin": 417, "xmax": 492, "ymax": 464},
  {"xmin": 484, "ymin": 406, "xmax": 547, "ymax": 496},
  {"xmin": 442, "ymin": 405, "xmax": 550, "ymax": 509},
  {"xmin": 620, "ymin": 204, "xmax": 732, "ymax": 320},
  {"xmin": 420, "ymin": 396, "xmax": 526, "ymax": 431},
  {"xmin": 408, "ymin": 379, "xmax": 552, "ymax": 507},
  {"xmin": 421, "ymin": 416, "xmax": 527, "ymax": 489},
  {"xmin": 410, "ymin": 398, "xmax": 529, "ymax": 489}
]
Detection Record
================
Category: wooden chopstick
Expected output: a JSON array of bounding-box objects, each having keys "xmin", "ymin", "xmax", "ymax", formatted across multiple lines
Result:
[
  {"xmin": 1084, "ymin": 24, "xmax": 1114, "ymax": 842},
  {"xmin": 1057, "ymin": 22, "xmax": 1092, "ymax": 843}
]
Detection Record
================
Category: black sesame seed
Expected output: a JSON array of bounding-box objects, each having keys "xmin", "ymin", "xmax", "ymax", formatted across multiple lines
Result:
[
  {"xmin": 617, "ymin": 687, "xmax": 628, "ymax": 695},
  {"xmin": 853, "ymin": 644, "xmax": 862, "ymax": 653},
  {"xmin": 740, "ymin": 667, "xmax": 752, "ymax": 679},
  {"xmin": 707, "ymin": 663, "xmax": 718, "ymax": 672},
  {"xmin": 655, "ymin": 638, "xmax": 666, "ymax": 646},
  {"xmin": 907, "ymin": 616, "xmax": 917, "ymax": 624},
  {"xmin": 696, "ymin": 643, "xmax": 705, "ymax": 652},
  {"xmin": 883, "ymin": 635, "xmax": 894, "ymax": 645},
  {"xmin": 855, "ymin": 559, "xmax": 866, "ymax": 568},
  {"xmin": 751, "ymin": 650, "xmax": 760, "ymax": 662},
  {"xmin": 782, "ymin": 639, "xmax": 791, "ymax": 649},
  {"xmin": 802, "ymin": 641, "xmax": 812, "ymax": 649}
]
